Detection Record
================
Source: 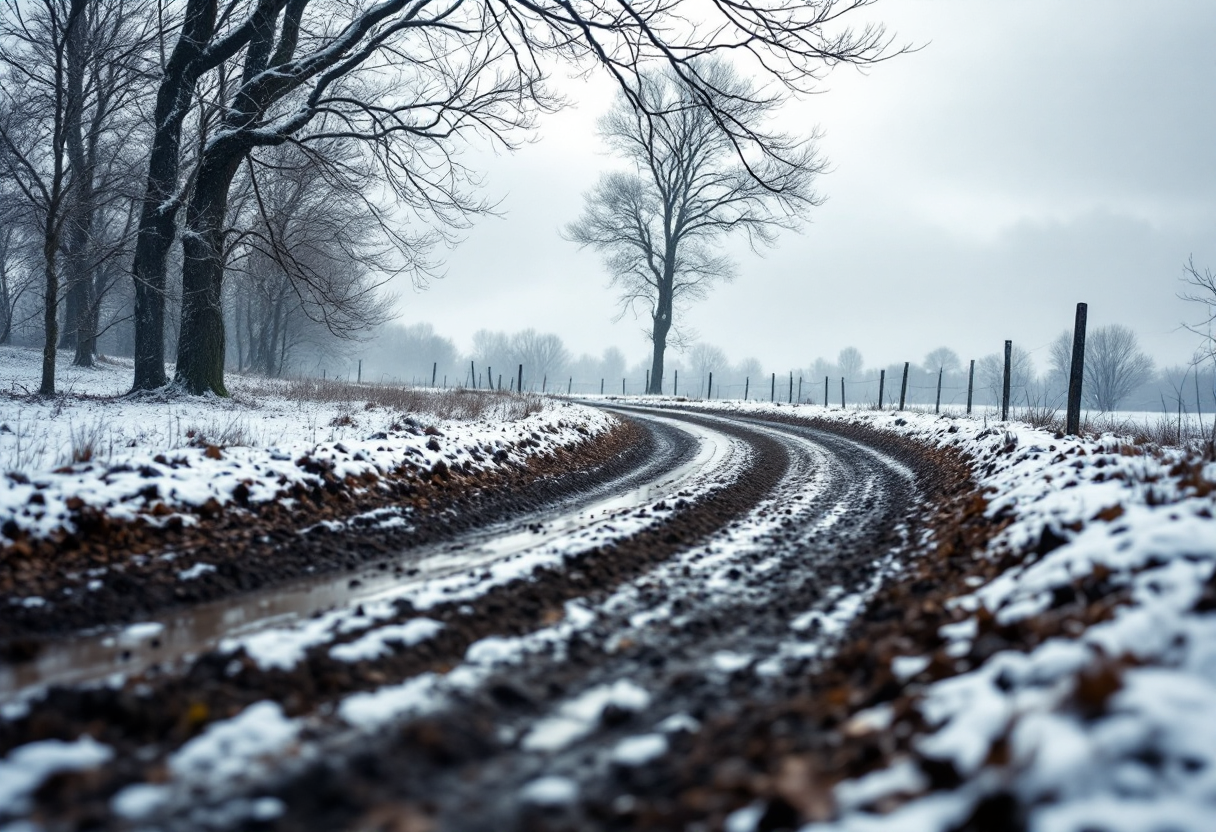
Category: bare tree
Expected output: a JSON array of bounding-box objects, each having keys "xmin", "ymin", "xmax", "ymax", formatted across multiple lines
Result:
[
  {"xmin": 56, "ymin": 0, "xmax": 157, "ymax": 367},
  {"xmin": 1181, "ymin": 256, "xmax": 1216, "ymax": 365},
  {"xmin": 1050, "ymin": 325, "xmax": 1153, "ymax": 411},
  {"xmin": 978, "ymin": 345, "xmax": 1034, "ymax": 408},
  {"xmin": 838, "ymin": 346, "xmax": 864, "ymax": 380},
  {"xmin": 1084, "ymin": 324, "xmax": 1153, "ymax": 412},
  {"xmin": 924, "ymin": 346, "xmax": 960, "ymax": 375},
  {"xmin": 1047, "ymin": 329, "xmax": 1072, "ymax": 392},
  {"xmin": 0, "ymin": 0, "xmax": 91, "ymax": 395},
  {"xmin": 688, "ymin": 343, "xmax": 727, "ymax": 396},
  {"xmin": 567, "ymin": 62, "xmax": 824, "ymax": 394},
  {"xmin": 0, "ymin": 200, "xmax": 38, "ymax": 345},
  {"xmin": 224, "ymin": 141, "xmax": 396, "ymax": 376},
  {"xmin": 511, "ymin": 330, "xmax": 569, "ymax": 389}
]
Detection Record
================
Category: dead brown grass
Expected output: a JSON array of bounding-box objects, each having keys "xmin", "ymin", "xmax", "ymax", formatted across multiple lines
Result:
[{"xmin": 237, "ymin": 377, "xmax": 545, "ymax": 422}]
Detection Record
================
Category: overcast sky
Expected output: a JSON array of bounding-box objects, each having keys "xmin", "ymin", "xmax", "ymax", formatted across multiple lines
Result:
[{"xmin": 387, "ymin": 0, "xmax": 1216, "ymax": 377}]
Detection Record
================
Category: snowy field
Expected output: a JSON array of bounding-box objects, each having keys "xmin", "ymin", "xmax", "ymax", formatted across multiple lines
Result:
[
  {"xmin": 608, "ymin": 396, "xmax": 1216, "ymax": 832},
  {"xmin": 0, "ymin": 346, "xmax": 615, "ymax": 545}
]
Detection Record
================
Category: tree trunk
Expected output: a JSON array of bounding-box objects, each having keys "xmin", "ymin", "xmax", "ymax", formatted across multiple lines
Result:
[
  {"xmin": 130, "ymin": 0, "xmax": 221, "ymax": 391},
  {"xmin": 174, "ymin": 151, "xmax": 241, "ymax": 395},
  {"xmin": 648, "ymin": 267, "xmax": 674, "ymax": 395},
  {"xmin": 40, "ymin": 239, "xmax": 58, "ymax": 396}
]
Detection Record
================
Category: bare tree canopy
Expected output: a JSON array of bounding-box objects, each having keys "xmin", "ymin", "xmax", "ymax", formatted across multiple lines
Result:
[
  {"xmin": 978, "ymin": 345, "xmax": 1034, "ymax": 407},
  {"xmin": 838, "ymin": 346, "xmax": 864, "ymax": 379},
  {"xmin": 1050, "ymin": 325, "xmax": 1153, "ymax": 411},
  {"xmin": 567, "ymin": 60, "xmax": 832, "ymax": 394},
  {"xmin": 1082, "ymin": 324, "xmax": 1154, "ymax": 412},
  {"xmin": 924, "ymin": 346, "xmax": 960, "ymax": 374}
]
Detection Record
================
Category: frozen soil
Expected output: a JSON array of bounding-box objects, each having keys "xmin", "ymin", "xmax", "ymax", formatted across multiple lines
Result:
[
  {"xmin": 0, "ymin": 407, "xmax": 989, "ymax": 831},
  {"xmin": 0, "ymin": 416, "xmax": 650, "ymax": 645}
]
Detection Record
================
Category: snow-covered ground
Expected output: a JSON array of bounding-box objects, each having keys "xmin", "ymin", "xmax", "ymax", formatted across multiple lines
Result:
[
  {"xmin": 0, "ymin": 346, "xmax": 615, "ymax": 547},
  {"xmin": 613, "ymin": 396, "xmax": 1216, "ymax": 832}
]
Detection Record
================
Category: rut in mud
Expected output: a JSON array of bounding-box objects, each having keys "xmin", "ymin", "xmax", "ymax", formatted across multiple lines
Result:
[{"xmin": 0, "ymin": 407, "xmax": 983, "ymax": 832}]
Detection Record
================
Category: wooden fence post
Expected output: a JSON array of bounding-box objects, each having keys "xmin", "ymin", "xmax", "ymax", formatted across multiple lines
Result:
[
  {"xmin": 878, "ymin": 369, "xmax": 885, "ymax": 409},
  {"xmin": 543, "ymin": 375, "xmax": 547, "ymax": 393},
  {"xmin": 517, "ymin": 364, "xmax": 523, "ymax": 394},
  {"xmin": 841, "ymin": 376, "xmax": 845, "ymax": 409},
  {"xmin": 789, "ymin": 372, "xmax": 793, "ymax": 403},
  {"xmin": 1001, "ymin": 340, "xmax": 1012, "ymax": 421},
  {"xmin": 432, "ymin": 362, "xmax": 437, "ymax": 387},
  {"xmin": 744, "ymin": 377, "xmax": 749, "ymax": 400},
  {"xmin": 1066, "ymin": 303, "xmax": 1088, "ymax": 435},
  {"xmin": 488, "ymin": 366, "xmax": 492, "ymax": 390},
  {"xmin": 601, "ymin": 378, "xmax": 604, "ymax": 395},
  {"xmin": 935, "ymin": 368, "xmax": 943, "ymax": 414},
  {"xmin": 568, "ymin": 377, "xmax": 572, "ymax": 394},
  {"xmin": 899, "ymin": 362, "xmax": 909, "ymax": 410},
  {"xmin": 645, "ymin": 369, "xmax": 650, "ymax": 393},
  {"xmin": 497, "ymin": 373, "xmax": 502, "ymax": 391},
  {"xmin": 771, "ymin": 372, "xmax": 775, "ymax": 402},
  {"xmin": 798, "ymin": 376, "xmax": 803, "ymax": 403},
  {"xmin": 824, "ymin": 375, "xmax": 828, "ymax": 407},
  {"xmin": 357, "ymin": 359, "xmax": 362, "ymax": 384},
  {"xmin": 967, "ymin": 360, "xmax": 975, "ymax": 415},
  {"xmin": 708, "ymin": 371, "xmax": 713, "ymax": 400},
  {"xmin": 622, "ymin": 378, "xmax": 625, "ymax": 395},
  {"xmin": 674, "ymin": 370, "xmax": 678, "ymax": 397}
]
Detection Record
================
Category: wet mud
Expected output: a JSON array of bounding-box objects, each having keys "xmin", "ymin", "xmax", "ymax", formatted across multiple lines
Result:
[
  {"xmin": 2, "ymin": 407, "xmax": 1058, "ymax": 832},
  {"xmin": 0, "ymin": 418, "xmax": 654, "ymax": 641}
]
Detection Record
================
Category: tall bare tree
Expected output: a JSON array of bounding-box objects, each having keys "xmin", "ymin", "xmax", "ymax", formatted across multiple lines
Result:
[
  {"xmin": 567, "ymin": 62, "xmax": 824, "ymax": 394},
  {"xmin": 1083, "ymin": 324, "xmax": 1154, "ymax": 412},
  {"xmin": 0, "ymin": 0, "xmax": 90, "ymax": 394},
  {"xmin": 1050, "ymin": 325, "xmax": 1154, "ymax": 411},
  {"xmin": 838, "ymin": 346, "xmax": 864, "ymax": 380},
  {"xmin": 511, "ymin": 329, "xmax": 569, "ymax": 388},
  {"xmin": 224, "ymin": 141, "xmax": 396, "ymax": 376},
  {"xmin": 924, "ymin": 346, "xmax": 960, "ymax": 375}
]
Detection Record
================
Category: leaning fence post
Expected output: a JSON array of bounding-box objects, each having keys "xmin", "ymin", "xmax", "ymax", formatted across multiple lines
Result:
[
  {"xmin": 543, "ymin": 375, "xmax": 547, "ymax": 393},
  {"xmin": 1001, "ymin": 340, "xmax": 1012, "ymax": 421},
  {"xmin": 899, "ymin": 362, "xmax": 909, "ymax": 410},
  {"xmin": 1066, "ymin": 302, "xmax": 1088, "ymax": 435},
  {"xmin": 568, "ymin": 377, "xmax": 572, "ymax": 395},
  {"xmin": 432, "ymin": 362, "xmax": 437, "ymax": 387},
  {"xmin": 935, "ymin": 368, "xmax": 943, "ymax": 414},
  {"xmin": 967, "ymin": 359, "xmax": 975, "ymax": 415},
  {"xmin": 744, "ymin": 377, "xmax": 749, "ymax": 400},
  {"xmin": 771, "ymin": 372, "xmax": 775, "ymax": 402},
  {"xmin": 878, "ymin": 369, "xmax": 885, "ymax": 409},
  {"xmin": 798, "ymin": 376, "xmax": 803, "ymax": 404}
]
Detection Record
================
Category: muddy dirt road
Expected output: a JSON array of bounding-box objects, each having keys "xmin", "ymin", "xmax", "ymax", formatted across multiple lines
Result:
[{"xmin": 0, "ymin": 405, "xmax": 973, "ymax": 832}]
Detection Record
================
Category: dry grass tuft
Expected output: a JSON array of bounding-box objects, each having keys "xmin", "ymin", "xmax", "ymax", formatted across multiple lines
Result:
[{"xmin": 240, "ymin": 378, "xmax": 546, "ymax": 423}]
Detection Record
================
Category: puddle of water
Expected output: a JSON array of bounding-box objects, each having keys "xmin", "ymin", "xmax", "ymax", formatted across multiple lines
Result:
[{"xmin": 1, "ymin": 413, "xmax": 736, "ymax": 703}]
